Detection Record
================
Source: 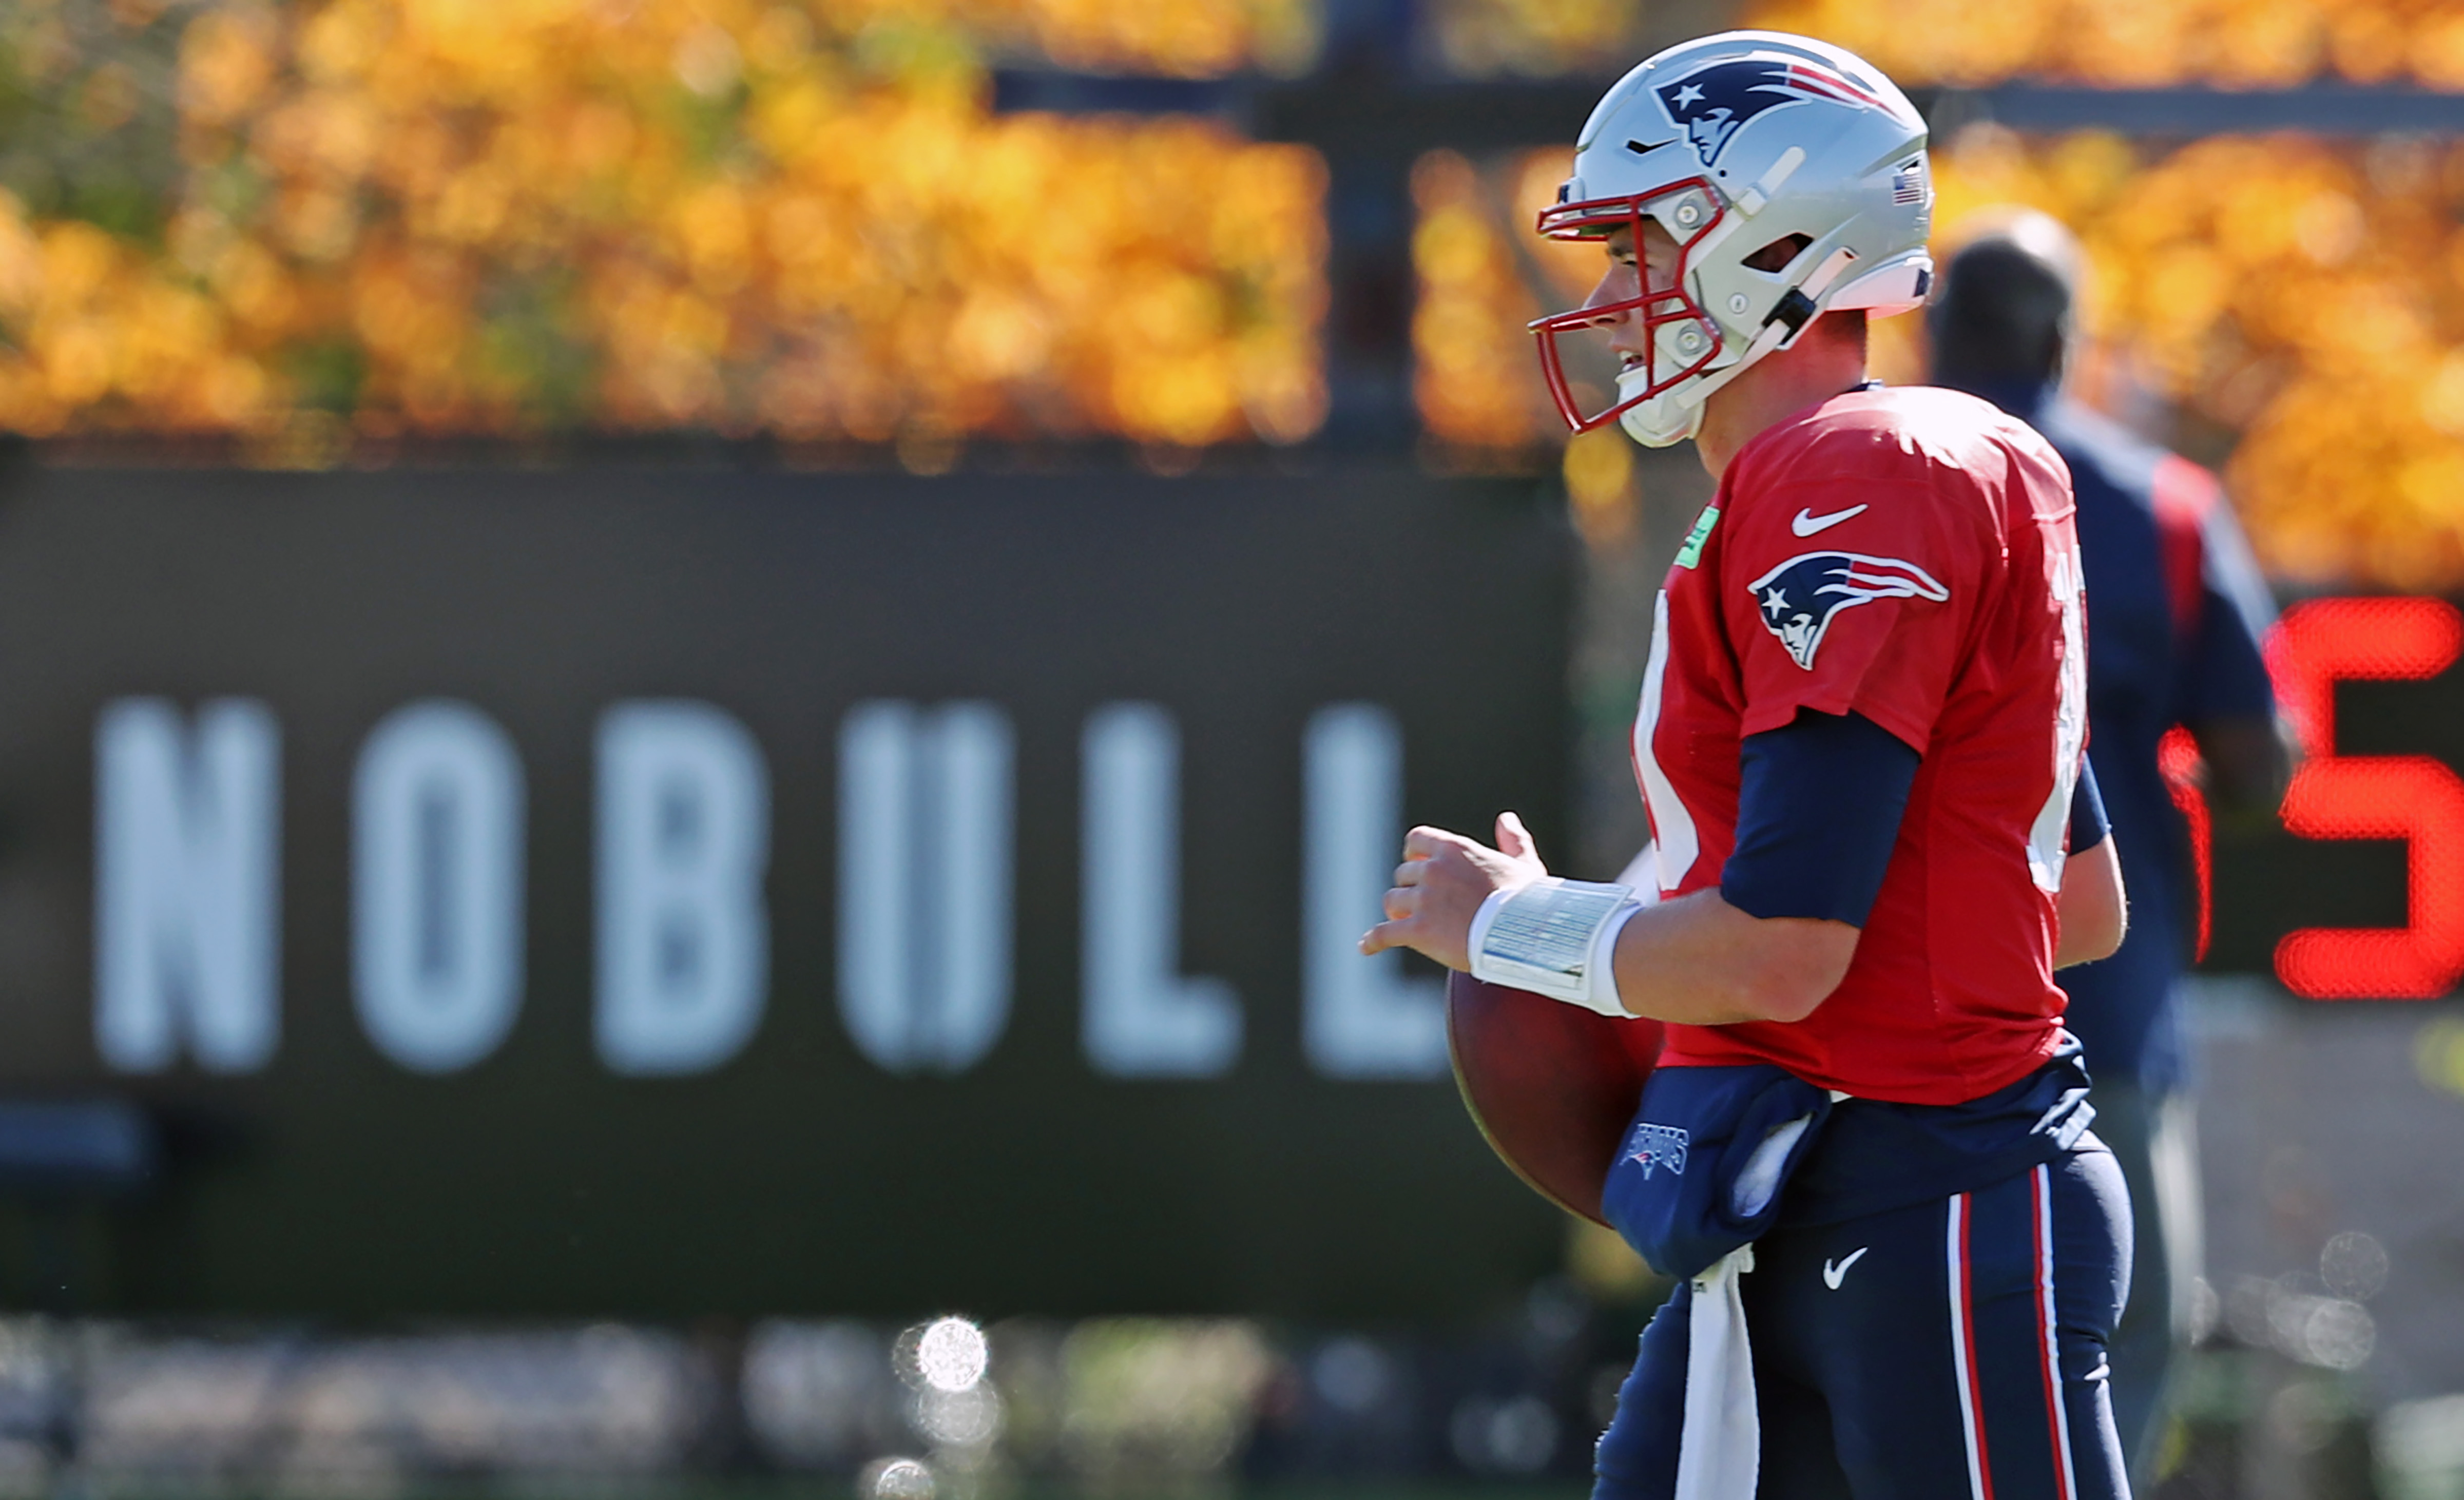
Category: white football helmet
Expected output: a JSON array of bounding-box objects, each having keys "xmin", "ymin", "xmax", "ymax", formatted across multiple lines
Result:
[{"xmin": 1529, "ymin": 31, "xmax": 1935, "ymax": 447}]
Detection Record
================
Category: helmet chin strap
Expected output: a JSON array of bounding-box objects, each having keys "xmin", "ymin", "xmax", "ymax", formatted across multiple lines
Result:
[
  {"xmin": 1612, "ymin": 247, "xmax": 1861, "ymax": 448},
  {"xmin": 1618, "ymin": 397, "xmax": 1703, "ymax": 448},
  {"xmin": 1665, "ymin": 246, "xmax": 1863, "ymax": 418}
]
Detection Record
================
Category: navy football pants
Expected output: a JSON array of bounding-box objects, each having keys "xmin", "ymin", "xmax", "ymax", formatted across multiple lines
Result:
[{"xmin": 1595, "ymin": 1144, "xmax": 2133, "ymax": 1500}]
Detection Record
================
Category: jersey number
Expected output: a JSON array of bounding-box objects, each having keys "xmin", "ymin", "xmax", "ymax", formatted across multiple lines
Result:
[
  {"xmin": 1634, "ymin": 590, "xmax": 1700, "ymax": 893},
  {"xmin": 2027, "ymin": 546, "xmax": 2087, "ymax": 893}
]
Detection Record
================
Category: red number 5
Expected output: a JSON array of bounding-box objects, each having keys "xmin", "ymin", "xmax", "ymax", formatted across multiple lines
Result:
[{"xmin": 2268, "ymin": 597, "xmax": 2464, "ymax": 999}]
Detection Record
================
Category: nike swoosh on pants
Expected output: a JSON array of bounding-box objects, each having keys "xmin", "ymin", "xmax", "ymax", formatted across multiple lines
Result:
[{"xmin": 1822, "ymin": 1245, "xmax": 1870, "ymax": 1288}]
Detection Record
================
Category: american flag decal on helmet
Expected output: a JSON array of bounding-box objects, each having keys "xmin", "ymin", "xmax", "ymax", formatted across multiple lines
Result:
[
  {"xmin": 1749, "ymin": 551, "xmax": 1950, "ymax": 670},
  {"xmin": 1891, "ymin": 160, "xmax": 1926, "ymax": 205}
]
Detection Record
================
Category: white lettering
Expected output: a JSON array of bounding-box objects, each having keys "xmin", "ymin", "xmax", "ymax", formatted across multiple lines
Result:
[
  {"xmin": 1302, "ymin": 704, "xmax": 1446, "ymax": 1079},
  {"xmin": 837, "ymin": 702, "xmax": 1014, "ymax": 1074},
  {"xmin": 353, "ymin": 701, "xmax": 525, "ymax": 1074},
  {"xmin": 93, "ymin": 699, "xmax": 281, "ymax": 1074},
  {"xmin": 595, "ymin": 701, "xmax": 770, "ymax": 1076},
  {"xmin": 1081, "ymin": 703, "xmax": 1240, "ymax": 1078}
]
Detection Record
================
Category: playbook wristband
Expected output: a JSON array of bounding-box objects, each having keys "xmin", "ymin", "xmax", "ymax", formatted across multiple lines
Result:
[{"xmin": 1467, "ymin": 877, "xmax": 1643, "ymax": 1018}]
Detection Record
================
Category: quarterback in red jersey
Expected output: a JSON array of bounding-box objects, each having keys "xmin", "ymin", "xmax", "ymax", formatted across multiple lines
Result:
[
  {"xmin": 1365, "ymin": 30, "xmax": 2134, "ymax": 1500},
  {"xmin": 1641, "ymin": 382, "xmax": 2093, "ymax": 1104}
]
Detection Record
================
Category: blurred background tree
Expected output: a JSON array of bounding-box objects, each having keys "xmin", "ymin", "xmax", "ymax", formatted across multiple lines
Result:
[
  {"xmin": 10, "ymin": 0, "xmax": 2464, "ymax": 589},
  {"xmin": 0, "ymin": 0, "xmax": 1327, "ymax": 452}
]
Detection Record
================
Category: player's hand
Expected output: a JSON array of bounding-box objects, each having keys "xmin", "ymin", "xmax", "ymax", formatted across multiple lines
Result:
[{"xmin": 1359, "ymin": 812, "xmax": 1549, "ymax": 971}]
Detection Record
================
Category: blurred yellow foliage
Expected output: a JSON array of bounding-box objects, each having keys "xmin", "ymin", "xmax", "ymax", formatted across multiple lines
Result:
[
  {"xmin": 1413, "ymin": 150, "xmax": 1539, "ymax": 449},
  {"xmin": 1928, "ymin": 127, "xmax": 2464, "ymax": 589},
  {"xmin": 0, "ymin": 0, "xmax": 1326, "ymax": 448},
  {"xmin": 1413, "ymin": 145, "xmax": 1599, "ymax": 453},
  {"xmin": 1749, "ymin": 0, "xmax": 2464, "ymax": 88},
  {"xmin": 1426, "ymin": 0, "xmax": 1645, "ymax": 77},
  {"xmin": 1419, "ymin": 128, "xmax": 2464, "ymax": 590}
]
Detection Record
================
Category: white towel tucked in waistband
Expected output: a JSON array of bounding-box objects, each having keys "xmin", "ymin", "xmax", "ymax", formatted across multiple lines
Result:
[
  {"xmin": 1676, "ymin": 1244, "xmax": 1758, "ymax": 1500},
  {"xmin": 1672, "ymin": 1110, "xmax": 1826, "ymax": 1500}
]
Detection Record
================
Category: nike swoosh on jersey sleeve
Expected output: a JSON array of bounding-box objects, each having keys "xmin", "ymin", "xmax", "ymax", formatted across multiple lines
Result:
[{"xmin": 1791, "ymin": 504, "xmax": 1868, "ymax": 536}]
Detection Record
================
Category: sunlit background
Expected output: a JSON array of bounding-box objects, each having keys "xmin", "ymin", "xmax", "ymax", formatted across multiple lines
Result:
[
  {"xmin": 7, "ymin": 0, "xmax": 2464, "ymax": 585},
  {"xmin": 9, "ymin": 1, "xmax": 2464, "ymax": 1498},
  {"xmin": 0, "ymin": 0, "xmax": 1329, "ymax": 453}
]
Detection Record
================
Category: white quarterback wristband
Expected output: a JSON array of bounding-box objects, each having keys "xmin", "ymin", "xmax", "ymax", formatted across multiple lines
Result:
[{"xmin": 1467, "ymin": 877, "xmax": 1644, "ymax": 1018}]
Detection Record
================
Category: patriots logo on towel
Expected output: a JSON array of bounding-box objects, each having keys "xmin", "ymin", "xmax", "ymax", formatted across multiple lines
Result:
[
  {"xmin": 1655, "ymin": 57, "xmax": 1900, "ymax": 166},
  {"xmin": 1625, "ymin": 1122, "xmax": 1690, "ymax": 1179},
  {"xmin": 1749, "ymin": 552, "xmax": 1949, "ymax": 670}
]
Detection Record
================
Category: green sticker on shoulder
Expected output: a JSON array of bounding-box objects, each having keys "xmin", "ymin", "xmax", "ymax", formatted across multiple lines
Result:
[{"xmin": 1673, "ymin": 505, "xmax": 1720, "ymax": 569}]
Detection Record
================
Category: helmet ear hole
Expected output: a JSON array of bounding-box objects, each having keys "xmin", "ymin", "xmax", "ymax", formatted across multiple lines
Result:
[{"xmin": 1743, "ymin": 233, "xmax": 1813, "ymax": 273}]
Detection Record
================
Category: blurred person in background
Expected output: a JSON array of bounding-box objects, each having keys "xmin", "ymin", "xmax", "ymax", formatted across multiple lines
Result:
[{"xmin": 1929, "ymin": 210, "xmax": 2292, "ymax": 1488}]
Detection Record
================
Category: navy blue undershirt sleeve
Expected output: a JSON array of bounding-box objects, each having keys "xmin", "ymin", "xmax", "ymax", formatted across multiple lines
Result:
[
  {"xmin": 2068, "ymin": 757, "xmax": 2109, "ymax": 854},
  {"xmin": 1721, "ymin": 709, "xmax": 1919, "ymax": 927}
]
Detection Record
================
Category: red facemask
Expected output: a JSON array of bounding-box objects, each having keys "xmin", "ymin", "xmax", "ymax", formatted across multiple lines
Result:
[{"xmin": 1528, "ymin": 179, "xmax": 1730, "ymax": 435}]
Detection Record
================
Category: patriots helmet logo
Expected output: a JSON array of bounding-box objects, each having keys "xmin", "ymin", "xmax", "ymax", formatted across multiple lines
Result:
[
  {"xmin": 1749, "ymin": 551, "xmax": 1950, "ymax": 670},
  {"xmin": 1656, "ymin": 56, "xmax": 1901, "ymax": 166}
]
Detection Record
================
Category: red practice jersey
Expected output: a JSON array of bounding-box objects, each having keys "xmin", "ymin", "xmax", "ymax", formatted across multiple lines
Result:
[{"xmin": 1636, "ymin": 386, "xmax": 2086, "ymax": 1105}]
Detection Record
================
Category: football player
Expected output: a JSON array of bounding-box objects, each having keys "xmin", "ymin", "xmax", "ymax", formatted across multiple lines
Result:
[
  {"xmin": 1363, "ymin": 31, "xmax": 2134, "ymax": 1500},
  {"xmin": 1929, "ymin": 210, "xmax": 2288, "ymax": 1488}
]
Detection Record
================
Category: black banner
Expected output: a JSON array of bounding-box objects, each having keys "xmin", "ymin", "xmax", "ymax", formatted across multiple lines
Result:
[{"xmin": 0, "ymin": 465, "xmax": 1572, "ymax": 1320}]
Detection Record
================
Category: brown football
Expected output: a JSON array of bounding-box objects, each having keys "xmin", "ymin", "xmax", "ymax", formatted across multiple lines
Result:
[{"xmin": 1445, "ymin": 970, "xmax": 1665, "ymax": 1226}]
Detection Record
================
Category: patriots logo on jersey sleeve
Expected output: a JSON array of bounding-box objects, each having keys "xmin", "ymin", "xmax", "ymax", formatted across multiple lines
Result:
[
  {"xmin": 1655, "ymin": 57, "xmax": 1900, "ymax": 166},
  {"xmin": 1749, "ymin": 552, "xmax": 1949, "ymax": 670}
]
